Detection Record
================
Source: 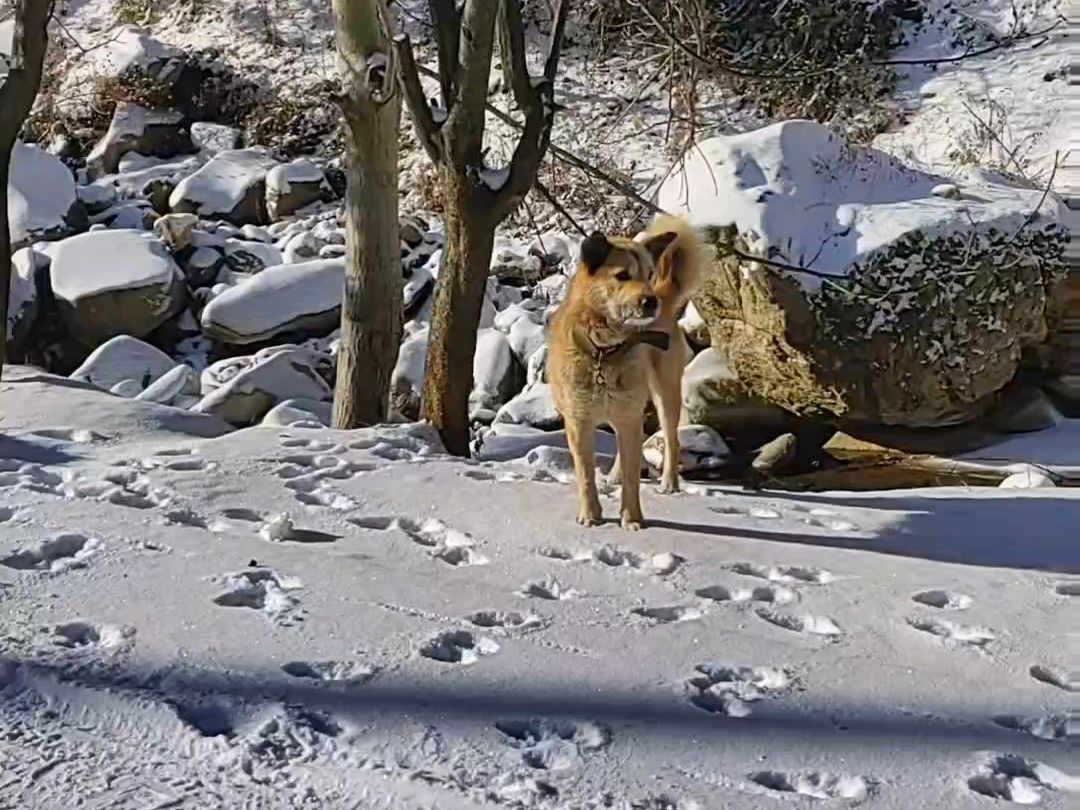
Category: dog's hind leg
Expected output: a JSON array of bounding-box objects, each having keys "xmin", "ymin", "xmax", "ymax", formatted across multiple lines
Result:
[
  {"xmin": 610, "ymin": 412, "xmax": 645, "ymax": 530},
  {"xmin": 566, "ymin": 417, "xmax": 603, "ymax": 527},
  {"xmin": 651, "ymin": 361, "xmax": 685, "ymax": 494}
]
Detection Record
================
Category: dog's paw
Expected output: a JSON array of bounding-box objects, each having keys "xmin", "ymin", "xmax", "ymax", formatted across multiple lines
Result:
[
  {"xmin": 577, "ymin": 515, "xmax": 604, "ymax": 528},
  {"xmin": 658, "ymin": 479, "xmax": 680, "ymax": 495},
  {"xmin": 620, "ymin": 512, "xmax": 645, "ymax": 531}
]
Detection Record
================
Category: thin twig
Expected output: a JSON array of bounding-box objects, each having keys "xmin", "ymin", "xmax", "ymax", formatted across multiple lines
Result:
[{"xmin": 534, "ymin": 179, "xmax": 589, "ymax": 237}]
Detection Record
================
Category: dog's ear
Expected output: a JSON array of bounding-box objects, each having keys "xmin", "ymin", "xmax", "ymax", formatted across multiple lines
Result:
[
  {"xmin": 580, "ymin": 231, "xmax": 612, "ymax": 273},
  {"xmin": 643, "ymin": 231, "xmax": 678, "ymax": 264}
]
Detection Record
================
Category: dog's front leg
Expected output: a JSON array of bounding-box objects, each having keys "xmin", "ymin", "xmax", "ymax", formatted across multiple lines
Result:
[
  {"xmin": 611, "ymin": 414, "xmax": 645, "ymax": 530},
  {"xmin": 566, "ymin": 417, "xmax": 603, "ymax": 527}
]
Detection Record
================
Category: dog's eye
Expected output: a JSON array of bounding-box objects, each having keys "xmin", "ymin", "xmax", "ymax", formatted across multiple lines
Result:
[{"xmin": 614, "ymin": 270, "xmax": 632, "ymax": 282}]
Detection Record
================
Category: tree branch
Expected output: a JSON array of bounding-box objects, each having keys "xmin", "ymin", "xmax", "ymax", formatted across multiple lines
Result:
[
  {"xmin": 543, "ymin": 0, "xmax": 568, "ymax": 83},
  {"xmin": 445, "ymin": 0, "xmax": 498, "ymax": 165},
  {"xmin": 428, "ymin": 0, "xmax": 460, "ymax": 110},
  {"xmin": 392, "ymin": 33, "xmax": 444, "ymax": 163}
]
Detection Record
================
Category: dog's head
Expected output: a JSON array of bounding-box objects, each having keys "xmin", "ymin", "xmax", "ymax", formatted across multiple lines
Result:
[{"xmin": 574, "ymin": 230, "xmax": 678, "ymax": 334}]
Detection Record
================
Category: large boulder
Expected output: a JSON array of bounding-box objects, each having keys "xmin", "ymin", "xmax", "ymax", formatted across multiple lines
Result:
[
  {"xmin": 265, "ymin": 158, "xmax": 333, "ymax": 220},
  {"xmin": 50, "ymin": 230, "xmax": 186, "ymax": 346},
  {"xmin": 200, "ymin": 258, "xmax": 344, "ymax": 345},
  {"xmin": 69, "ymin": 335, "xmax": 178, "ymax": 392},
  {"xmin": 661, "ymin": 120, "xmax": 1067, "ymax": 429},
  {"xmin": 169, "ymin": 148, "xmax": 279, "ymax": 224},
  {"xmin": 681, "ymin": 348, "xmax": 789, "ymax": 436},
  {"xmin": 192, "ymin": 351, "xmax": 332, "ymax": 426},
  {"xmin": 8, "ymin": 143, "xmax": 82, "ymax": 249},
  {"xmin": 86, "ymin": 102, "xmax": 193, "ymax": 178}
]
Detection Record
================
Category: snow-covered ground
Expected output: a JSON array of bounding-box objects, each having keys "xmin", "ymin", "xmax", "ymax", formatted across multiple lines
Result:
[{"xmin": 0, "ymin": 368, "xmax": 1075, "ymax": 808}]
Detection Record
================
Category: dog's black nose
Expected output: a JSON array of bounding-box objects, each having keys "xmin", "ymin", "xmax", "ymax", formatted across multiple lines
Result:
[{"xmin": 642, "ymin": 295, "xmax": 658, "ymax": 315}]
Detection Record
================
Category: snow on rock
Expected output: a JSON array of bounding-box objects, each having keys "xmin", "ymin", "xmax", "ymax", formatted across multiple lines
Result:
[
  {"xmin": 390, "ymin": 329, "xmax": 430, "ymax": 420},
  {"xmin": 7, "ymin": 248, "xmax": 42, "ymax": 349},
  {"xmin": 265, "ymin": 158, "xmax": 332, "ymax": 220},
  {"xmin": 475, "ymin": 423, "xmax": 617, "ymax": 463},
  {"xmin": 681, "ymin": 347, "xmax": 788, "ymax": 435},
  {"xmin": 668, "ymin": 120, "xmax": 1066, "ymax": 429},
  {"xmin": 471, "ymin": 329, "xmax": 522, "ymax": 414},
  {"xmin": 134, "ymin": 364, "xmax": 201, "ymax": 406},
  {"xmin": 69, "ymin": 335, "xmax": 178, "ymax": 393},
  {"xmin": 190, "ymin": 122, "xmax": 243, "ymax": 154},
  {"xmin": 86, "ymin": 102, "xmax": 193, "ymax": 178},
  {"xmin": 998, "ymin": 466, "xmax": 1057, "ymax": 489},
  {"xmin": 643, "ymin": 424, "xmax": 730, "ymax": 473},
  {"xmin": 494, "ymin": 382, "xmax": 562, "ymax": 430},
  {"xmin": 262, "ymin": 398, "xmax": 333, "ymax": 429},
  {"xmin": 50, "ymin": 230, "xmax": 186, "ymax": 346},
  {"xmin": 8, "ymin": 142, "xmax": 80, "ymax": 248},
  {"xmin": 169, "ymin": 148, "xmax": 279, "ymax": 224},
  {"xmin": 154, "ymin": 213, "xmax": 199, "ymax": 251},
  {"xmin": 200, "ymin": 258, "xmax": 344, "ymax": 345},
  {"xmin": 192, "ymin": 351, "xmax": 332, "ymax": 426},
  {"xmin": 507, "ymin": 313, "xmax": 547, "ymax": 366}
]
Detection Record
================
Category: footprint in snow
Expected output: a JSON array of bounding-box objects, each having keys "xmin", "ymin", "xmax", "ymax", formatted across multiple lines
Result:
[
  {"xmin": 51, "ymin": 621, "xmax": 134, "ymax": 652},
  {"xmin": 279, "ymin": 436, "xmax": 347, "ymax": 453},
  {"xmin": 756, "ymin": 608, "xmax": 843, "ymax": 638},
  {"xmin": 30, "ymin": 428, "xmax": 107, "ymax": 444},
  {"xmin": 212, "ymin": 568, "xmax": 304, "ymax": 626},
  {"xmin": 1029, "ymin": 665, "xmax": 1076, "ymax": 692},
  {"xmin": 0, "ymin": 462, "xmax": 64, "ymax": 494},
  {"xmin": 730, "ymin": 562, "xmax": 834, "ymax": 584},
  {"xmin": 907, "ymin": 617, "xmax": 994, "ymax": 647},
  {"xmin": 519, "ymin": 577, "xmax": 583, "ymax": 601},
  {"xmin": 419, "ymin": 630, "xmax": 499, "ymax": 664},
  {"xmin": 466, "ymin": 610, "xmax": 544, "ymax": 631},
  {"xmin": 992, "ymin": 714, "xmax": 1072, "ymax": 742},
  {"xmin": 687, "ymin": 664, "xmax": 793, "ymax": 718},
  {"xmin": 748, "ymin": 771, "xmax": 870, "ymax": 803},
  {"xmin": 495, "ymin": 718, "xmax": 611, "ymax": 771},
  {"xmin": 593, "ymin": 545, "xmax": 685, "ymax": 575},
  {"xmin": 537, "ymin": 545, "xmax": 593, "ymax": 562},
  {"xmin": 631, "ymin": 605, "xmax": 703, "ymax": 624},
  {"xmin": 281, "ymin": 660, "xmax": 379, "ymax": 685},
  {"xmin": 172, "ymin": 701, "xmax": 236, "ymax": 738},
  {"xmin": 695, "ymin": 584, "xmax": 798, "ymax": 605},
  {"xmin": 257, "ymin": 514, "xmax": 340, "ymax": 544},
  {"xmin": 967, "ymin": 754, "xmax": 1079, "ymax": 804},
  {"xmin": 1, "ymin": 533, "xmax": 99, "ymax": 573},
  {"xmin": 912, "ymin": 590, "xmax": 973, "ymax": 610}
]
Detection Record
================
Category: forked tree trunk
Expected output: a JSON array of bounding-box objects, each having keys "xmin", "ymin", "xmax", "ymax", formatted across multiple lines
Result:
[
  {"xmin": 420, "ymin": 174, "xmax": 496, "ymax": 455},
  {"xmin": 0, "ymin": 0, "xmax": 54, "ymax": 378},
  {"xmin": 330, "ymin": 0, "xmax": 402, "ymax": 429}
]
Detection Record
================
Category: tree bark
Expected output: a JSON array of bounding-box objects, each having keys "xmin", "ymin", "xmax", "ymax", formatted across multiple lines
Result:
[
  {"xmin": 0, "ymin": 0, "xmax": 53, "ymax": 378},
  {"xmin": 420, "ymin": 172, "xmax": 495, "ymax": 456},
  {"xmin": 330, "ymin": 0, "xmax": 402, "ymax": 429}
]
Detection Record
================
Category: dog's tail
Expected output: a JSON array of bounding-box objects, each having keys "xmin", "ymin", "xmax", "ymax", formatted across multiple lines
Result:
[{"xmin": 645, "ymin": 214, "xmax": 704, "ymax": 310}]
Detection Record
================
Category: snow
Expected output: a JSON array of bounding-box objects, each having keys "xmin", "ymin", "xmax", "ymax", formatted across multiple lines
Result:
[
  {"xmin": 656, "ymin": 119, "xmax": 1059, "ymax": 290},
  {"xmin": 8, "ymin": 142, "xmax": 77, "ymax": 245},
  {"xmin": 69, "ymin": 335, "xmax": 178, "ymax": 392},
  {"xmin": 200, "ymin": 258, "xmax": 345, "ymax": 343},
  {"xmin": 168, "ymin": 148, "xmax": 279, "ymax": 217},
  {"xmin": 0, "ymin": 369, "xmax": 1073, "ymax": 806},
  {"xmin": 50, "ymin": 229, "xmax": 182, "ymax": 303},
  {"xmin": 266, "ymin": 158, "xmax": 326, "ymax": 194},
  {"xmin": 7, "ymin": 249, "xmax": 39, "ymax": 341}
]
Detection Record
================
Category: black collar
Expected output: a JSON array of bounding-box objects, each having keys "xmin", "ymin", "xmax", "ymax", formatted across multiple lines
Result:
[{"xmin": 574, "ymin": 328, "xmax": 670, "ymax": 365}]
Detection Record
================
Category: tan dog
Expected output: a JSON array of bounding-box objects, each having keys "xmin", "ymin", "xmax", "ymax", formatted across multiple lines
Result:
[{"xmin": 548, "ymin": 216, "xmax": 702, "ymax": 529}]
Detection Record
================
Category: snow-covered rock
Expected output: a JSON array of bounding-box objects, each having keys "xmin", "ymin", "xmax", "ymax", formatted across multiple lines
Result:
[
  {"xmin": 200, "ymin": 258, "xmax": 344, "ymax": 345},
  {"xmin": 470, "ymin": 329, "xmax": 522, "ymax": 413},
  {"xmin": 169, "ymin": 148, "xmax": 279, "ymax": 224},
  {"xmin": 265, "ymin": 158, "xmax": 332, "ymax": 220},
  {"xmin": 998, "ymin": 466, "xmax": 1057, "ymax": 489},
  {"xmin": 494, "ymin": 382, "xmax": 562, "ymax": 430},
  {"xmin": 190, "ymin": 122, "xmax": 243, "ymax": 154},
  {"xmin": 475, "ymin": 423, "xmax": 617, "ymax": 463},
  {"xmin": 262, "ymin": 398, "xmax": 334, "ymax": 429},
  {"xmin": 643, "ymin": 424, "xmax": 730, "ymax": 473},
  {"xmin": 663, "ymin": 120, "xmax": 1066, "ymax": 428},
  {"xmin": 681, "ymin": 348, "xmax": 788, "ymax": 435},
  {"xmin": 192, "ymin": 351, "xmax": 332, "ymax": 426},
  {"xmin": 153, "ymin": 212, "xmax": 199, "ymax": 251},
  {"xmin": 134, "ymin": 363, "xmax": 201, "ymax": 405},
  {"xmin": 7, "ymin": 248, "xmax": 43, "ymax": 350},
  {"xmin": 50, "ymin": 230, "xmax": 186, "ymax": 346},
  {"xmin": 8, "ymin": 142, "xmax": 81, "ymax": 248},
  {"xmin": 69, "ymin": 335, "xmax": 177, "ymax": 393},
  {"xmin": 389, "ymin": 329, "xmax": 430, "ymax": 420},
  {"xmin": 507, "ymin": 314, "xmax": 547, "ymax": 366},
  {"xmin": 86, "ymin": 103, "xmax": 193, "ymax": 178}
]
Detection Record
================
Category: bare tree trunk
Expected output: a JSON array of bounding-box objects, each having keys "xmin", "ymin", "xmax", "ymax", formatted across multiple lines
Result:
[
  {"xmin": 396, "ymin": 0, "xmax": 568, "ymax": 456},
  {"xmin": 421, "ymin": 175, "xmax": 496, "ymax": 455},
  {"xmin": 330, "ymin": 0, "xmax": 402, "ymax": 429},
  {"xmin": 0, "ymin": 0, "xmax": 54, "ymax": 378}
]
